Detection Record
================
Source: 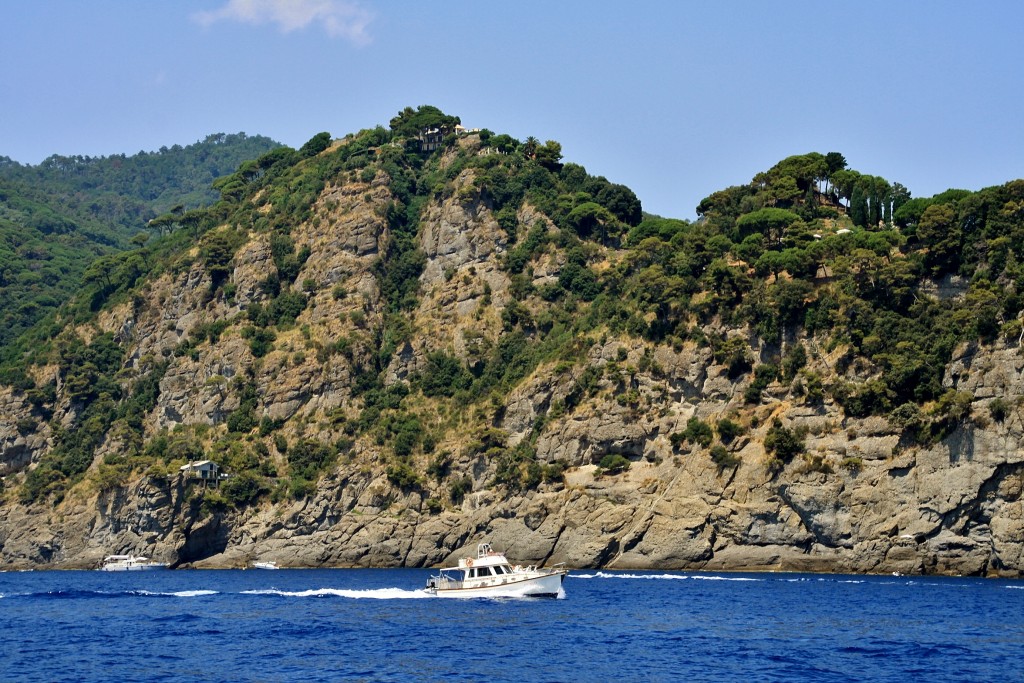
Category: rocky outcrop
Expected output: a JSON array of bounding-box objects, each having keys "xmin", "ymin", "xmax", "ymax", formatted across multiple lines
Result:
[
  {"xmin": 3, "ymin": 386, "xmax": 1024, "ymax": 576},
  {"xmin": 2, "ymin": 140, "xmax": 1023, "ymax": 578},
  {"xmin": 0, "ymin": 389, "xmax": 48, "ymax": 477}
]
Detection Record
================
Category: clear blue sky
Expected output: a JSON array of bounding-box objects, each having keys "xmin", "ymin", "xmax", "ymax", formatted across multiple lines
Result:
[{"xmin": 2, "ymin": 1, "xmax": 1022, "ymax": 219}]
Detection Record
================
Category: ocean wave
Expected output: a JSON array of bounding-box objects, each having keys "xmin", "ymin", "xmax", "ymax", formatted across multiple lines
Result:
[
  {"xmin": 571, "ymin": 572, "xmax": 762, "ymax": 582},
  {"xmin": 135, "ymin": 589, "xmax": 220, "ymax": 598},
  {"xmin": 16, "ymin": 588, "xmax": 220, "ymax": 600},
  {"xmin": 38, "ymin": 589, "xmax": 113, "ymax": 599},
  {"xmin": 241, "ymin": 587, "xmax": 430, "ymax": 600}
]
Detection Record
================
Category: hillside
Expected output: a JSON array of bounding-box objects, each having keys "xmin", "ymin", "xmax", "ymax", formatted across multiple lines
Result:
[
  {"xmin": 0, "ymin": 133, "xmax": 281, "ymax": 349},
  {"xmin": 1, "ymin": 107, "xmax": 1022, "ymax": 575}
]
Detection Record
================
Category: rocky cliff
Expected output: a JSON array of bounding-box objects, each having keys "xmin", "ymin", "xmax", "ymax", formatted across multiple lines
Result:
[{"xmin": 1, "ymin": 126, "xmax": 1022, "ymax": 576}]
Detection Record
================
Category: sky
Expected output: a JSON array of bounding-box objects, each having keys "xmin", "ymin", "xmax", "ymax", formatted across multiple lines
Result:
[{"xmin": 1, "ymin": 1, "xmax": 1022, "ymax": 220}]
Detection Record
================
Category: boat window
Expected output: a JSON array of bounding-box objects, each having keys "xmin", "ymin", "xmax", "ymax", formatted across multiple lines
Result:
[{"xmin": 478, "ymin": 566, "xmax": 493, "ymax": 576}]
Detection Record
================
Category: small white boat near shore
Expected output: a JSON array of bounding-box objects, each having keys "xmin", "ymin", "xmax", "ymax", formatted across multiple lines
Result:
[
  {"xmin": 99, "ymin": 555, "xmax": 167, "ymax": 571},
  {"xmin": 251, "ymin": 561, "xmax": 279, "ymax": 570},
  {"xmin": 424, "ymin": 542, "xmax": 567, "ymax": 598}
]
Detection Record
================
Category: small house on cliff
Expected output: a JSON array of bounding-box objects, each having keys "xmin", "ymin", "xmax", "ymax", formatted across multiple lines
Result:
[
  {"xmin": 179, "ymin": 460, "xmax": 222, "ymax": 486},
  {"xmin": 418, "ymin": 127, "xmax": 446, "ymax": 152}
]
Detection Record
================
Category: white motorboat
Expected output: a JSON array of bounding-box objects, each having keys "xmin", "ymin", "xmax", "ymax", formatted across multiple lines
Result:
[
  {"xmin": 99, "ymin": 555, "xmax": 167, "ymax": 571},
  {"xmin": 424, "ymin": 542, "xmax": 567, "ymax": 598},
  {"xmin": 251, "ymin": 561, "xmax": 279, "ymax": 570}
]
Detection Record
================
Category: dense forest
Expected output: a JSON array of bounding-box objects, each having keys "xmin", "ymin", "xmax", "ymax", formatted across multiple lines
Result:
[
  {"xmin": 2, "ymin": 105, "xmax": 1024, "ymax": 515},
  {"xmin": 0, "ymin": 133, "xmax": 281, "ymax": 349}
]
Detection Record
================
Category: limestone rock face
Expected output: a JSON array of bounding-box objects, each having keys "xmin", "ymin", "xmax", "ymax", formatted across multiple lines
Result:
[
  {"xmin": 533, "ymin": 402, "xmax": 653, "ymax": 467},
  {"xmin": 155, "ymin": 341, "xmax": 248, "ymax": 428},
  {"xmin": 312, "ymin": 176, "xmax": 390, "ymax": 259},
  {"xmin": 386, "ymin": 171, "xmax": 511, "ymax": 383},
  {"xmin": 3, "ymin": 151, "xmax": 1024, "ymax": 579},
  {"xmin": 232, "ymin": 237, "xmax": 275, "ymax": 308},
  {"xmin": 0, "ymin": 388, "xmax": 49, "ymax": 476}
]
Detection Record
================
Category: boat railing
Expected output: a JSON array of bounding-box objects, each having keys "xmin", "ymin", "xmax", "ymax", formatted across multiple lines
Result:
[{"xmin": 428, "ymin": 573, "xmax": 464, "ymax": 591}]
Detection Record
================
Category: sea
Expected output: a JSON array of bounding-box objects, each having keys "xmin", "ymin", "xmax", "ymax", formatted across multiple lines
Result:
[{"xmin": 1, "ymin": 568, "xmax": 1023, "ymax": 682}]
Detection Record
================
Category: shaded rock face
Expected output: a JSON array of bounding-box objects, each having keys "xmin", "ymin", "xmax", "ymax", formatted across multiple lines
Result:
[
  {"xmin": 0, "ymin": 389, "xmax": 48, "ymax": 476},
  {"xmin": 3, "ymin": 151, "xmax": 1024, "ymax": 578},
  {"xmin": 0, "ymin": 475, "xmax": 186, "ymax": 567}
]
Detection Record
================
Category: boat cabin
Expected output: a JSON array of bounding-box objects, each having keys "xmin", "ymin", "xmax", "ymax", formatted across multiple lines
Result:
[{"xmin": 464, "ymin": 563, "xmax": 517, "ymax": 580}]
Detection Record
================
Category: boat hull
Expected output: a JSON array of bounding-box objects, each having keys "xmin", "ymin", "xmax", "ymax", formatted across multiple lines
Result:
[
  {"xmin": 99, "ymin": 563, "xmax": 166, "ymax": 572},
  {"xmin": 426, "ymin": 570, "xmax": 566, "ymax": 598}
]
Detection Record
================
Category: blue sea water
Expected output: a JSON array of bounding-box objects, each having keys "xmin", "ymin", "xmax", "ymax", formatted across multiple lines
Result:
[{"xmin": 1, "ymin": 568, "xmax": 1023, "ymax": 682}]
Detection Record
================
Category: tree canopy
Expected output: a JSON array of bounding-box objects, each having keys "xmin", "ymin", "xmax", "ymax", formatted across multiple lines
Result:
[{"xmin": 389, "ymin": 105, "xmax": 461, "ymax": 138}]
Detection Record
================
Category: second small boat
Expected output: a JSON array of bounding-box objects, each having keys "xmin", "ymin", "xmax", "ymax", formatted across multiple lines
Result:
[
  {"xmin": 251, "ymin": 561, "xmax": 279, "ymax": 570},
  {"xmin": 424, "ymin": 542, "xmax": 567, "ymax": 598}
]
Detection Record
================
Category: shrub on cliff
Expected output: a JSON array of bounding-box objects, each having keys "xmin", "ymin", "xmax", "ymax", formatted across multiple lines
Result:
[
  {"xmin": 683, "ymin": 417, "xmax": 714, "ymax": 448},
  {"xmin": 710, "ymin": 444, "xmax": 740, "ymax": 469},
  {"xmin": 717, "ymin": 418, "xmax": 743, "ymax": 443},
  {"xmin": 287, "ymin": 439, "xmax": 336, "ymax": 481},
  {"xmin": 416, "ymin": 351, "xmax": 472, "ymax": 398},
  {"xmin": 449, "ymin": 476, "xmax": 473, "ymax": 505},
  {"xmin": 989, "ymin": 397, "xmax": 1010, "ymax": 423},
  {"xmin": 764, "ymin": 419, "xmax": 804, "ymax": 464},
  {"xmin": 598, "ymin": 454, "xmax": 631, "ymax": 475},
  {"xmin": 386, "ymin": 462, "xmax": 422, "ymax": 490},
  {"xmin": 221, "ymin": 472, "xmax": 269, "ymax": 507}
]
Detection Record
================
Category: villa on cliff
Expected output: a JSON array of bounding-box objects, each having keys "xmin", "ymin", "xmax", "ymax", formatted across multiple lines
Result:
[
  {"xmin": 179, "ymin": 460, "xmax": 222, "ymax": 486},
  {"xmin": 418, "ymin": 124, "xmax": 481, "ymax": 152}
]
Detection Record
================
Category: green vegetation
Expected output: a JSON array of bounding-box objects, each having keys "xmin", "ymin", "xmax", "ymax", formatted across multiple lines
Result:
[
  {"xmin": 716, "ymin": 418, "xmax": 743, "ymax": 443},
  {"xmin": 764, "ymin": 419, "xmax": 805, "ymax": 473},
  {"xmin": 710, "ymin": 444, "xmax": 740, "ymax": 469},
  {"xmin": 597, "ymin": 453, "xmax": 631, "ymax": 475},
  {"xmin": 0, "ymin": 134, "xmax": 281, "ymax": 347},
  {"xmin": 671, "ymin": 417, "xmax": 714, "ymax": 450},
  {"xmin": 5, "ymin": 106, "xmax": 1024, "ymax": 509}
]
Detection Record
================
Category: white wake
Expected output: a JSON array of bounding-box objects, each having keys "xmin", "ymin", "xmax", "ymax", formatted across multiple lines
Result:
[
  {"xmin": 241, "ymin": 587, "xmax": 430, "ymax": 599},
  {"xmin": 571, "ymin": 571, "xmax": 762, "ymax": 582},
  {"xmin": 137, "ymin": 589, "xmax": 220, "ymax": 597}
]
